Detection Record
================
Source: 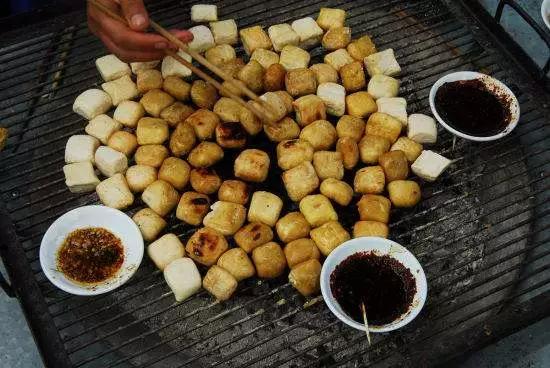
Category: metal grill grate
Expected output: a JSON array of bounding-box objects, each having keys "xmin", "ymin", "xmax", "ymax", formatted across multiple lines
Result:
[{"xmin": 1, "ymin": 0, "xmax": 550, "ymax": 367}]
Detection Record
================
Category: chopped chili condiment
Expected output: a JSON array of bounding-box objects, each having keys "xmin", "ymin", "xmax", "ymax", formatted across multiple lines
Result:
[{"xmin": 57, "ymin": 227, "xmax": 124, "ymax": 284}]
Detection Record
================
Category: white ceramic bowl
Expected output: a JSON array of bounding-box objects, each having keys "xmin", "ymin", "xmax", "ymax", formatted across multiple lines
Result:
[
  {"xmin": 40, "ymin": 205, "xmax": 144, "ymax": 296},
  {"xmin": 320, "ymin": 237, "xmax": 427, "ymax": 332},
  {"xmin": 542, "ymin": 0, "xmax": 550, "ymax": 31},
  {"xmin": 429, "ymin": 71, "xmax": 520, "ymax": 142}
]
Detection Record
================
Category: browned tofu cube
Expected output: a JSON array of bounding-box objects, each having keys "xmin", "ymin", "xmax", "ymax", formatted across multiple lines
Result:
[
  {"xmin": 140, "ymin": 89, "xmax": 175, "ymax": 117},
  {"xmin": 391, "ymin": 137, "xmax": 423, "ymax": 163},
  {"xmin": 319, "ymin": 178, "xmax": 353, "ymax": 206},
  {"xmin": 322, "ymin": 27, "xmax": 351, "ymax": 51},
  {"xmin": 354, "ymin": 166, "xmax": 385, "ymax": 194},
  {"xmin": 240, "ymin": 26, "xmax": 273, "ymax": 55},
  {"xmin": 263, "ymin": 63, "xmax": 286, "ymax": 92},
  {"xmin": 299, "ymin": 194, "xmax": 338, "ymax": 227},
  {"xmin": 387, "ymin": 180, "xmax": 421, "ymax": 208},
  {"xmin": 282, "ymin": 161, "xmax": 320, "ymax": 202},
  {"xmin": 186, "ymin": 109, "xmax": 220, "ymax": 141},
  {"xmin": 293, "ymin": 94, "xmax": 326, "ymax": 127},
  {"xmin": 218, "ymin": 180, "xmax": 249, "ymax": 205},
  {"xmin": 299, "ymin": 119, "xmax": 337, "ymax": 151},
  {"xmin": 263, "ymin": 117, "xmax": 301, "ymax": 142},
  {"xmin": 276, "ymin": 212, "xmax": 311, "ymax": 244},
  {"xmin": 310, "ymin": 220, "xmax": 350, "ymax": 256},
  {"xmin": 160, "ymin": 102, "xmax": 195, "ymax": 128},
  {"xmin": 234, "ymin": 149, "xmax": 270, "ymax": 183},
  {"xmin": 312, "ymin": 151, "xmax": 344, "ymax": 180},
  {"xmin": 353, "ymin": 221, "xmax": 389, "ymax": 238},
  {"xmin": 191, "ymin": 80, "xmax": 219, "ymax": 110},
  {"xmin": 379, "ymin": 150, "xmax": 409, "ymax": 182},
  {"xmin": 336, "ymin": 137, "xmax": 359, "ymax": 170},
  {"xmin": 169, "ymin": 122, "xmax": 196, "ymax": 157},
  {"xmin": 357, "ymin": 194, "xmax": 391, "ymax": 223},
  {"xmin": 285, "ymin": 68, "xmax": 317, "ymax": 97},
  {"xmin": 336, "ymin": 115, "xmax": 365, "ymax": 142},
  {"xmin": 345, "ymin": 91, "xmax": 377, "ymax": 118},
  {"xmin": 216, "ymin": 122, "xmax": 247, "ymax": 149},
  {"xmin": 340, "ymin": 61, "xmax": 366, "ymax": 92},
  {"xmin": 347, "ymin": 35, "xmax": 377, "ymax": 61},
  {"xmin": 217, "ymin": 248, "xmax": 255, "ymax": 281},
  {"xmin": 252, "ymin": 242, "xmax": 287, "ymax": 278},
  {"xmin": 163, "ymin": 76, "xmax": 191, "ymax": 101},
  {"xmin": 284, "ymin": 238, "xmax": 319, "ymax": 268},
  {"xmin": 190, "ymin": 168, "xmax": 222, "ymax": 194},
  {"xmin": 276, "ymin": 139, "xmax": 314, "ymax": 170},
  {"xmin": 238, "ymin": 60, "xmax": 264, "ymax": 94},
  {"xmin": 187, "ymin": 141, "xmax": 224, "ymax": 168},
  {"xmin": 142, "ymin": 180, "xmax": 180, "ymax": 217},
  {"xmin": 365, "ymin": 112, "xmax": 402, "ymax": 143},
  {"xmin": 289, "ymin": 259, "xmax": 322, "ymax": 296},
  {"xmin": 359, "ymin": 134, "xmax": 390, "ymax": 164},
  {"xmin": 186, "ymin": 227, "xmax": 228, "ymax": 266},
  {"xmin": 158, "ymin": 157, "xmax": 190, "ymax": 191},
  {"xmin": 234, "ymin": 222, "xmax": 274, "ymax": 253},
  {"xmin": 203, "ymin": 265, "xmax": 238, "ymax": 301},
  {"xmin": 135, "ymin": 144, "xmax": 169, "ymax": 168},
  {"xmin": 176, "ymin": 191, "xmax": 210, "ymax": 226},
  {"xmin": 137, "ymin": 69, "xmax": 163, "ymax": 93}
]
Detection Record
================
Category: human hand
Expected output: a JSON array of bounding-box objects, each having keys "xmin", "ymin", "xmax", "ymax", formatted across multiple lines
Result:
[{"xmin": 87, "ymin": 0, "xmax": 193, "ymax": 62}]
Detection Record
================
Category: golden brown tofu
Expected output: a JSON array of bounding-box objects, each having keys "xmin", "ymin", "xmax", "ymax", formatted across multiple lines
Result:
[
  {"xmin": 160, "ymin": 102, "xmax": 195, "ymax": 128},
  {"xmin": 359, "ymin": 134, "xmax": 391, "ymax": 164},
  {"xmin": 186, "ymin": 227, "xmax": 228, "ymax": 266},
  {"xmin": 312, "ymin": 151, "xmax": 344, "ymax": 180},
  {"xmin": 263, "ymin": 63, "xmax": 286, "ymax": 92},
  {"xmin": 336, "ymin": 137, "xmax": 359, "ymax": 170},
  {"xmin": 234, "ymin": 222, "xmax": 274, "ymax": 253},
  {"xmin": 353, "ymin": 221, "xmax": 389, "ymax": 238},
  {"xmin": 136, "ymin": 117, "xmax": 169, "ymax": 145},
  {"xmin": 282, "ymin": 161, "xmax": 320, "ymax": 202},
  {"xmin": 234, "ymin": 149, "xmax": 270, "ymax": 183},
  {"xmin": 317, "ymin": 8, "xmax": 346, "ymax": 30},
  {"xmin": 387, "ymin": 180, "xmax": 421, "ymax": 208},
  {"xmin": 276, "ymin": 212, "xmax": 311, "ymax": 244},
  {"xmin": 187, "ymin": 141, "xmax": 224, "ymax": 168},
  {"xmin": 276, "ymin": 139, "xmax": 315, "ymax": 170},
  {"xmin": 219, "ymin": 58, "xmax": 245, "ymax": 79},
  {"xmin": 347, "ymin": 35, "xmax": 377, "ymax": 61},
  {"xmin": 203, "ymin": 265, "xmax": 238, "ymax": 301},
  {"xmin": 310, "ymin": 220, "xmax": 350, "ymax": 256},
  {"xmin": 217, "ymin": 248, "xmax": 255, "ymax": 281},
  {"xmin": 248, "ymin": 191, "xmax": 283, "ymax": 227},
  {"xmin": 365, "ymin": 112, "xmax": 402, "ymax": 143},
  {"xmin": 319, "ymin": 178, "xmax": 353, "ymax": 206},
  {"xmin": 216, "ymin": 122, "xmax": 247, "ymax": 149},
  {"xmin": 345, "ymin": 91, "xmax": 377, "ymax": 118},
  {"xmin": 158, "ymin": 157, "xmax": 190, "ymax": 191},
  {"xmin": 186, "ymin": 109, "xmax": 220, "ymax": 141},
  {"xmin": 239, "ymin": 106, "xmax": 263, "ymax": 136},
  {"xmin": 238, "ymin": 60, "xmax": 264, "ymax": 94},
  {"xmin": 203, "ymin": 201, "xmax": 247, "ymax": 236},
  {"xmin": 379, "ymin": 150, "xmax": 409, "ymax": 182},
  {"xmin": 336, "ymin": 115, "xmax": 365, "ymax": 142},
  {"xmin": 132, "ymin": 208, "xmax": 167, "ymax": 242},
  {"xmin": 126, "ymin": 165, "xmax": 157, "ymax": 193},
  {"xmin": 339, "ymin": 61, "xmax": 366, "ymax": 92},
  {"xmin": 163, "ymin": 76, "xmax": 191, "ymax": 101},
  {"xmin": 137, "ymin": 69, "xmax": 163, "ymax": 93},
  {"xmin": 322, "ymin": 27, "xmax": 351, "ymax": 51},
  {"xmin": 293, "ymin": 94, "xmax": 326, "ymax": 127},
  {"xmin": 263, "ymin": 117, "xmax": 301, "ymax": 142},
  {"xmin": 135, "ymin": 145, "xmax": 169, "ymax": 168},
  {"xmin": 289, "ymin": 259, "xmax": 322, "ymax": 296},
  {"xmin": 213, "ymin": 97, "xmax": 242, "ymax": 123},
  {"xmin": 218, "ymin": 180, "xmax": 249, "ymax": 205},
  {"xmin": 309, "ymin": 63, "xmax": 339, "ymax": 85},
  {"xmin": 299, "ymin": 194, "xmax": 338, "ymax": 227},
  {"xmin": 220, "ymin": 79, "xmax": 247, "ymax": 98},
  {"xmin": 391, "ymin": 137, "xmax": 423, "ymax": 163},
  {"xmin": 191, "ymin": 80, "xmax": 219, "ymax": 110},
  {"xmin": 299, "ymin": 120, "xmax": 337, "ymax": 151},
  {"xmin": 357, "ymin": 194, "xmax": 391, "ymax": 223},
  {"xmin": 169, "ymin": 122, "xmax": 196, "ymax": 157},
  {"xmin": 205, "ymin": 44, "xmax": 236, "ymax": 66},
  {"xmin": 107, "ymin": 131, "xmax": 138, "ymax": 157},
  {"xmin": 285, "ymin": 68, "xmax": 317, "ymax": 97},
  {"xmin": 140, "ymin": 89, "xmax": 175, "ymax": 117},
  {"xmin": 190, "ymin": 168, "xmax": 222, "ymax": 194},
  {"xmin": 176, "ymin": 191, "xmax": 210, "ymax": 226},
  {"xmin": 252, "ymin": 242, "xmax": 287, "ymax": 278},
  {"xmin": 283, "ymin": 238, "xmax": 319, "ymax": 268},
  {"xmin": 240, "ymin": 25, "xmax": 273, "ymax": 55},
  {"xmin": 354, "ymin": 166, "xmax": 385, "ymax": 194},
  {"xmin": 142, "ymin": 180, "xmax": 180, "ymax": 217}
]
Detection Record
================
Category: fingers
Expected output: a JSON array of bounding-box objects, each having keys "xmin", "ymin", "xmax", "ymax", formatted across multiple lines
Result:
[{"xmin": 119, "ymin": 0, "xmax": 149, "ymax": 31}]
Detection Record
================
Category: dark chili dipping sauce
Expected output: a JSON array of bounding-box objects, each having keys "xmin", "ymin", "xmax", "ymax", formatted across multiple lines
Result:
[
  {"xmin": 434, "ymin": 78, "xmax": 512, "ymax": 137},
  {"xmin": 57, "ymin": 227, "xmax": 124, "ymax": 284},
  {"xmin": 330, "ymin": 252, "xmax": 416, "ymax": 326}
]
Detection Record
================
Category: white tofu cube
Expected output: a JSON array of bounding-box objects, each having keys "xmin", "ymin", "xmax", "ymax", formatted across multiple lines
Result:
[
  {"xmin": 279, "ymin": 45, "xmax": 310, "ymax": 70},
  {"xmin": 96, "ymin": 173, "xmax": 134, "ymax": 209},
  {"xmin": 408, "ymin": 113, "xmax": 438, "ymax": 144},
  {"xmin": 94, "ymin": 146, "xmax": 128, "ymax": 177},
  {"xmin": 113, "ymin": 100, "xmax": 145, "ymax": 128},
  {"xmin": 291, "ymin": 17, "xmax": 323, "ymax": 49},
  {"xmin": 191, "ymin": 4, "xmax": 217, "ymax": 22},
  {"xmin": 130, "ymin": 60, "xmax": 160, "ymax": 74},
  {"xmin": 95, "ymin": 54, "xmax": 131, "ymax": 81},
  {"xmin": 65, "ymin": 135, "xmax": 100, "ymax": 164},
  {"xmin": 364, "ymin": 49, "xmax": 401, "ymax": 77},
  {"xmin": 148, "ymin": 234, "xmax": 185, "ymax": 270},
  {"xmin": 367, "ymin": 74, "xmax": 400, "ymax": 99},
  {"xmin": 317, "ymin": 82, "xmax": 346, "ymax": 116},
  {"xmin": 101, "ymin": 75, "xmax": 139, "ymax": 106},
  {"xmin": 324, "ymin": 49, "xmax": 354, "ymax": 71},
  {"xmin": 63, "ymin": 161, "xmax": 100, "ymax": 193},
  {"xmin": 188, "ymin": 25, "xmax": 215, "ymax": 53},
  {"xmin": 85, "ymin": 114, "xmax": 121, "ymax": 144},
  {"xmin": 376, "ymin": 97, "xmax": 407, "ymax": 125},
  {"xmin": 411, "ymin": 150, "xmax": 451, "ymax": 182},
  {"xmin": 209, "ymin": 19, "xmax": 238, "ymax": 45},
  {"xmin": 268, "ymin": 23, "xmax": 300, "ymax": 52},
  {"xmin": 161, "ymin": 49, "xmax": 193, "ymax": 78},
  {"xmin": 73, "ymin": 89, "xmax": 112, "ymax": 120},
  {"xmin": 164, "ymin": 257, "xmax": 202, "ymax": 302},
  {"xmin": 248, "ymin": 191, "xmax": 283, "ymax": 227}
]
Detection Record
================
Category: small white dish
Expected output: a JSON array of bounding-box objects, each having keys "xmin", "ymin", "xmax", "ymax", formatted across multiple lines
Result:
[
  {"xmin": 542, "ymin": 0, "xmax": 550, "ymax": 31},
  {"xmin": 320, "ymin": 237, "xmax": 427, "ymax": 333},
  {"xmin": 40, "ymin": 205, "xmax": 144, "ymax": 296},
  {"xmin": 429, "ymin": 71, "xmax": 520, "ymax": 142}
]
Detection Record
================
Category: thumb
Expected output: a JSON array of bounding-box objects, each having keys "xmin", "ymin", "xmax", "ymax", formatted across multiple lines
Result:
[{"xmin": 120, "ymin": 0, "xmax": 149, "ymax": 31}]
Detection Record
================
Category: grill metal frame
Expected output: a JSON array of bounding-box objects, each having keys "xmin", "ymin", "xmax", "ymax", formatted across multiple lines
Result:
[{"xmin": 1, "ymin": 0, "xmax": 550, "ymax": 367}]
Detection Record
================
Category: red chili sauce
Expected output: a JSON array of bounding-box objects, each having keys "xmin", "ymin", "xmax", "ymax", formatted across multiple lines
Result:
[
  {"xmin": 57, "ymin": 227, "xmax": 124, "ymax": 284},
  {"xmin": 330, "ymin": 252, "xmax": 416, "ymax": 326}
]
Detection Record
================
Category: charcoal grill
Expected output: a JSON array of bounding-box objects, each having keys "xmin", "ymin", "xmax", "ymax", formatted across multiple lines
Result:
[{"xmin": 1, "ymin": 0, "xmax": 550, "ymax": 367}]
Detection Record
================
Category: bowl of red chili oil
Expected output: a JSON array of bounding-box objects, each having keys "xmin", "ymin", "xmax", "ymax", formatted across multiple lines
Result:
[
  {"xmin": 40, "ymin": 205, "xmax": 143, "ymax": 296},
  {"xmin": 429, "ymin": 71, "xmax": 520, "ymax": 142},
  {"xmin": 320, "ymin": 237, "xmax": 427, "ymax": 332}
]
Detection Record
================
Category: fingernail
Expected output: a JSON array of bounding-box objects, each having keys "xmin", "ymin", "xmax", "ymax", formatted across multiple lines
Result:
[
  {"xmin": 131, "ymin": 14, "xmax": 146, "ymax": 28},
  {"xmin": 155, "ymin": 42, "xmax": 168, "ymax": 49}
]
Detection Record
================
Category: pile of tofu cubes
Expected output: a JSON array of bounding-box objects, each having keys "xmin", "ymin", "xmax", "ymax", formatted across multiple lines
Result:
[{"xmin": 64, "ymin": 4, "xmax": 451, "ymax": 302}]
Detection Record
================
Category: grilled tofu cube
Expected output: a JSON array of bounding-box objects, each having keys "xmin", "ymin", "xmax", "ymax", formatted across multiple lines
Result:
[
  {"xmin": 347, "ymin": 35, "xmax": 377, "ymax": 61},
  {"xmin": 191, "ymin": 80, "xmax": 219, "ymax": 110},
  {"xmin": 95, "ymin": 54, "xmax": 130, "ymax": 81},
  {"xmin": 275, "ymin": 91, "xmax": 294, "ymax": 114},
  {"xmin": 188, "ymin": 25, "xmax": 215, "ymax": 53},
  {"xmin": 391, "ymin": 137, "xmax": 423, "ymax": 163},
  {"xmin": 359, "ymin": 134, "xmax": 390, "ymax": 164},
  {"xmin": 291, "ymin": 17, "xmax": 323, "ymax": 49},
  {"xmin": 203, "ymin": 265, "xmax": 238, "ymax": 301},
  {"xmin": 176, "ymin": 191, "xmax": 210, "ymax": 226},
  {"xmin": 218, "ymin": 180, "xmax": 249, "ymax": 205},
  {"xmin": 259, "ymin": 92, "xmax": 288, "ymax": 122},
  {"xmin": 277, "ymin": 139, "xmax": 314, "ymax": 170},
  {"xmin": 289, "ymin": 259, "xmax": 322, "ymax": 296},
  {"xmin": 126, "ymin": 165, "xmax": 157, "ymax": 193},
  {"xmin": 353, "ymin": 221, "xmax": 389, "ymax": 238},
  {"xmin": 268, "ymin": 24, "xmax": 300, "ymax": 52},
  {"xmin": 251, "ymin": 48, "xmax": 279, "ymax": 69},
  {"xmin": 357, "ymin": 194, "xmax": 391, "ymax": 223},
  {"xmin": 191, "ymin": 4, "xmax": 217, "ymax": 22},
  {"xmin": 240, "ymin": 25, "xmax": 272, "ymax": 55},
  {"xmin": 142, "ymin": 180, "xmax": 180, "ymax": 216},
  {"xmin": 276, "ymin": 212, "xmax": 311, "ymax": 244},
  {"xmin": 63, "ymin": 161, "xmax": 100, "ymax": 193},
  {"xmin": 170, "ymin": 121, "xmax": 196, "ymax": 157},
  {"xmin": 279, "ymin": 45, "xmax": 310, "ymax": 71},
  {"xmin": 96, "ymin": 173, "xmax": 134, "ymax": 209},
  {"xmin": 95, "ymin": 146, "xmax": 128, "ymax": 177},
  {"xmin": 188, "ymin": 141, "xmax": 224, "ymax": 168},
  {"xmin": 186, "ymin": 109, "xmax": 219, "ymax": 141},
  {"xmin": 130, "ymin": 60, "xmax": 159, "ymax": 74},
  {"xmin": 234, "ymin": 222, "xmax": 274, "ymax": 253},
  {"xmin": 293, "ymin": 94, "xmax": 326, "ymax": 127},
  {"xmin": 161, "ymin": 50, "xmax": 193, "ymax": 78},
  {"xmin": 364, "ymin": 49, "xmax": 401, "ymax": 77},
  {"xmin": 217, "ymin": 248, "xmax": 255, "ymax": 281},
  {"xmin": 113, "ymin": 100, "xmax": 145, "ymax": 128},
  {"xmin": 282, "ymin": 161, "xmax": 320, "ymax": 202},
  {"xmin": 299, "ymin": 194, "xmax": 338, "ymax": 227},
  {"xmin": 320, "ymin": 178, "xmax": 353, "ymax": 206},
  {"xmin": 101, "ymin": 75, "xmax": 139, "ymax": 106},
  {"xmin": 234, "ymin": 149, "xmax": 270, "ymax": 183},
  {"xmin": 252, "ymin": 242, "xmax": 287, "ymax": 278},
  {"xmin": 345, "ymin": 91, "xmax": 377, "ymax": 118},
  {"xmin": 387, "ymin": 180, "xmax": 421, "ymax": 207},
  {"xmin": 216, "ymin": 121, "xmax": 246, "ymax": 150},
  {"xmin": 140, "ymin": 89, "xmax": 175, "ymax": 117},
  {"xmin": 219, "ymin": 57, "xmax": 245, "ymax": 78},
  {"xmin": 285, "ymin": 68, "xmax": 317, "ymax": 97},
  {"xmin": 264, "ymin": 117, "xmax": 300, "ymax": 142},
  {"xmin": 148, "ymin": 234, "xmax": 185, "ymax": 270},
  {"xmin": 376, "ymin": 97, "xmax": 407, "ymax": 126},
  {"xmin": 238, "ymin": 60, "xmax": 264, "ymax": 94},
  {"xmin": 313, "ymin": 151, "xmax": 344, "ymax": 180},
  {"xmin": 161, "ymin": 102, "xmax": 195, "ymax": 128},
  {"xmin": 158, "ymin": 157, "xmax": 190, "ymax": 191},
  {"xmin": 411, "ymin": 150, "xmax": 451, "ymax": 182},
  {"xmin": 209, "ymin": 19, "xmax": 238, "ymax": 45},
  {"xmin": 407, "ymin": 114, "xmax": 437, "ymax": 144},
  {"xmin": 137, "ymin": 69, "xmax": 163, "ymax": 93},
  {"xmin": 284, "ymin": 238, "xmax": 319, "ymax": 267},
  {"xmin": 322, "ymin": 27, "xmax": 351, "ymax": 51},
  {"xmin": 213, "ymin": 97, "xmax": 242, "ymax": 123},
  {"xmin": 163, "ymin": 258, "xmax": 202, "ymax": 302},
  {"xmin": 310, "ymin": 63, "xmax": 339, "ymax": 85},
  {"xmin": 340, "ymin": 61, "xmax": 366, "ymax": 92},
  {"xmin": 379, "ymin": 150, "xmax": 409, "ymax": 182},
  {"xmin": 73, "ymin": 89, "xmax": 112, "ymax": 120},
  {"xmin": 317, "ymin": 82, "xmax": 345, "ymax": 117},
  {"xmin": 205, "ymin": 44, "xmax": 236, "ymax": 66},
  {"xmin": 366, "ymin": 112, "xmax": 402, "ymax": 143},
  {"xmin": 336, "ymin": 137, "xmax": 359, "ymax": 170},
  {"xmin": 135, "ymin": 145, "xmax": 169, "ymax": 168},
  {"xmin": 310, "ymin": 221, "xmax": 350, "ymax": 256},
  {"xmin": 336, "ymin": 115, "xmax": 365, "ymax": 142},
  {"xmin": 354, "ymin": 166, "xmax": 385, "ymax": 194},
  {"xmin": 220, "ymin": 79, "xmax": 247, "ymax": 98},
  {"xmin": 368, "ymin": 74, "xmax": 400, "ymax": 99},
  {"xmin": 324, "ymin": 49, "xmax": 354, "ymax": 71},
  {"xmin": 317, "ymin": 8, "xmax": 346, "ymax": 30},
  {"xmin": 85, "ymin": 114, "xmax": 121, "ymax": 144},
  {"xmin": 107, "ymin": 131, "xmax": 138, "ymax": 157},
  {"xmin": 262, "ymin": 63, "xmax": 286, "ymax": 92},
  {"xmin": 132, "ymin": 208, "xmax": 167, "ymax": 242},
  {"xmin": 248, "ymin": 191, "xmax": 283, "ymax": 227},
  {"xmin": 299, "ymin": 119, "xmax": 337, "ymax": 151},
  {"xmin": 186, "ymin": 227, "xmax": 228, "ymax": 266},
  {"xmin": 136, "ymin": 117, "xmax": 169, "ymax": 145},
  {"xmin": 163, "ymin": 76, "xmax": 191, "ymax": 101},
  {"xmin": 65, "ymin": 135, "xmax": 100, "ymax": 164},
  {"xmin": 190, "ymin": 168, "xmax": 222, "ymax": 194},
  {"xmin": 203, "ymin": 200, "xmax": 247, "ymax": 236}
]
